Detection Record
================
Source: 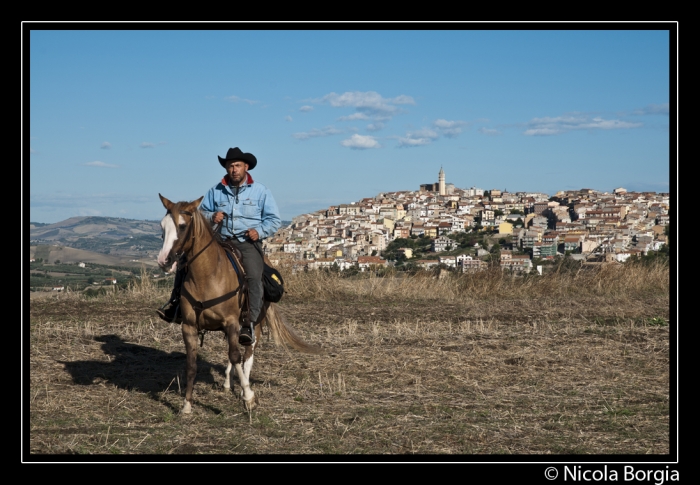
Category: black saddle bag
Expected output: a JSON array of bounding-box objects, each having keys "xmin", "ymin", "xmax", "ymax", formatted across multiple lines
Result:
[{"xmin": 262, "ymin": 263, "xmax": 284, "ymax": 302}]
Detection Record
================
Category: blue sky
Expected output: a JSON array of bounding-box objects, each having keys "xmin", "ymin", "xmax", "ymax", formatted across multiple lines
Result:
[{"xmin": 26, "ymin": 25, "xmax": 675, "ymax": 224}]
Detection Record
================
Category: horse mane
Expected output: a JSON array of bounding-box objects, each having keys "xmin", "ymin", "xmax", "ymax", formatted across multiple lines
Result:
[
  {"xmin": 169, "ymin": 200, "xmax": 216, "ymax": 241},
  {"xmin": 191, "ymin": 205, "xmax": 216, "ymax": 241}
]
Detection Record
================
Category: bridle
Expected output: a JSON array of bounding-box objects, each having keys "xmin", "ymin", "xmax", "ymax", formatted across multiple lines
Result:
[
  {"xmin": 168, "ymin": 209, "xmax": 196, "ymax": 266},
  {"xmin": 168, "ymin": 208, "xmax": 216, "ymax": 265}
]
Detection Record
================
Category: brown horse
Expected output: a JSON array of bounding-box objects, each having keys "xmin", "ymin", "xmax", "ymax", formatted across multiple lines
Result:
[{"xmin": 156, "ymin": 194, "xmax": 320, "ymax": 413}]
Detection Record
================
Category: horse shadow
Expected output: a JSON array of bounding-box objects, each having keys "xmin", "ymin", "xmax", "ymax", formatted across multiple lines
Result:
[{"xmin": 59, "ymin": 334, "xmax": 230, "ymax": 412}]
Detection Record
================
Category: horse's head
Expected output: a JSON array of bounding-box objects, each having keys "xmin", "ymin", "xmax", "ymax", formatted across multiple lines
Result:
[{"xmin": 157, "ymin": 194, "xmax": 204, "ymax": 273}]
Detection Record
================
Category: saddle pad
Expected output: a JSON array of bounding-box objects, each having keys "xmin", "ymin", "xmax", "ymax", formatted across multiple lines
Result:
[{"xmin": 225, "ymin": 249, "xmax": 242, "ymax": 278}]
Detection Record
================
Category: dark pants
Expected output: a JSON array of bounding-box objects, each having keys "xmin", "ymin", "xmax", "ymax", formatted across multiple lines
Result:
[{"xmin": 229, "ymin": 239, "xmax": 264, "ymax": 326}]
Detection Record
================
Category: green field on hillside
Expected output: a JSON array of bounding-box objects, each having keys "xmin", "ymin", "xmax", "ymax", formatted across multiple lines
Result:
[{"xmin": 28, "ymin": 260, "xmax": 174, "ymax": 292}]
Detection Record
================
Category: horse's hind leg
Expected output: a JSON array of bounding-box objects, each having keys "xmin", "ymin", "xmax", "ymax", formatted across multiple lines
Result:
[
  {"xmin": 241, "ymin": 344, "xmax": 255, "ymax": 384},
  {"xmin": 224, "ymin": 314, "xmax": 260, "ymax": 389},
  {"xmin": 238, "ymin": 344, "xmax": 257, "ymax": 410},
  {"xmin": 181, "ymin": 324, "xmax": 199, "ymax": 414},
  {"xmin": 226, "ymin": 327, "xmax": 255, "ymax": 409}
]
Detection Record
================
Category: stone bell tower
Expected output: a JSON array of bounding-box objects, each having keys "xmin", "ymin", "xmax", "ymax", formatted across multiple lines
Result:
[{"xmin": 438, "ymin": 166, "xmax": 446, "ymax": 196}]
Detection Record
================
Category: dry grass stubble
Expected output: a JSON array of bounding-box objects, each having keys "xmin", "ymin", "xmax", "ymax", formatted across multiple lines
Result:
[{"xmin": 28, "ymin": 262, "xmax": 671, "ymax": 456}]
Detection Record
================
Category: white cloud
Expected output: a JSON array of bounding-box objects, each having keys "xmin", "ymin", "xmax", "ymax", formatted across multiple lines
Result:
[
  {"xmin": 340, "ymin": 134, "xmax": 380, "ymax": 149},
  {"xmin": 30, "ymin": 192, "xmax": 150, "ymax": 210},
  {"xmin": 478, "ymin": 127, "xmax": 502, "ymax": 136},
  {"xmin": 433, "ymin": 119, "xmax": 467, "ymax": 137},
  {"xmin": 292, "ymin": 126, "xmax": 343, "ymax": 140},
  {"xmin": 299, "ymin": 105, "xmax": 314, "ymax": 112},
  {"xmin": 285, "ymin": 115, "xmax": 293, "ymax": 122},
  {"xmin": 523, "ymin": 114, "xmax": 643, "ymax": 136},
  {"xmin": 84, "ymin": 161, "xmax": 119, "ymax": 168},
  {"xmin": 225, "ymin": 95, "xmax": 258, "ymax": 105},
  {"xmin": 583, "ymin": 118, "xmax": 643, "ymax": 129},
  {"xmin": 523, "ymin": 127, "xmax": 562, "ymax": 136},
  {"xmin": 366, "ymin": 122, "xmax": 385, "ymax": 132},
  {"xmin": 338, "ymin": 113, "xmax": 369, "ymax": 121},
  {"xmin": 321, "ymin": 91, "xmax": 415, "ymax": 118},
  {"xmin": 632, "ymin": 103, "xmax": 670, "ymax": 116},
  {"xmin": 100, "ymin": 141, "xmax": 111, "ymax": 149},
  {"xmin": 392, "ymin": 95, "xmax": 416, "ymax": 105},
  {"xmin": 397, "ymin": 128, "xmax": 439, "ymax": 147},
  {"xmin": 397, "ymin": 137, "xmax": 432, "ymax": 147},
  {"xmin": 412, "ymin": 128, "xmax": 439, "ymax": 139},
  {"xmin": 140, "ymin": 142, "xmax": 155, "ymax": 148}
]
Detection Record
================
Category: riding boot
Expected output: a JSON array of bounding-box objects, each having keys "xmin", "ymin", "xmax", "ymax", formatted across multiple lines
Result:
[
  {"xmin": 238, "ymin": 306, "xmax": 259, "ymax": 345},
  {"xmin": 156, "ymin": 294, "xmax": 181, "ymax": 323},
  {"xmin": 239, "ymin": 273, "xmax": 264, "ymax": 345},
  {"xmin": 238, "ymin": 312, "xmax": 254, "ymax": 345},
  {"xmin": 156, "ymin": 265, "xmax": 185, "ymax": 324}
]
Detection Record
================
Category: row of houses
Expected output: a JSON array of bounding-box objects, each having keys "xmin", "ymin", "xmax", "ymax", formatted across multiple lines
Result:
[{"xmin": 263, "ymin": 185, "xmax": 670, "ymax": 272}]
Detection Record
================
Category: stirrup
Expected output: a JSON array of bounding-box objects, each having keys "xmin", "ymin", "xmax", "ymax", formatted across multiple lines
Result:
[
  {"xmin": 239, "ymin": 326, "xmax": 255, "ymax": 345},
  {"xmin": 156, "ymin": 302, "xmax": 182, "ymax": 324},
  {"xmin": 160, "ymin": 292, "xmax": 180, "ymax": 308}
]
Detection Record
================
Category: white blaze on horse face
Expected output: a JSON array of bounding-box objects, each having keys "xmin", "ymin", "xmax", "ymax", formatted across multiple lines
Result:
[{"xmin": 157, "ymin": 213, "xmax": 182, "ymax": 272}]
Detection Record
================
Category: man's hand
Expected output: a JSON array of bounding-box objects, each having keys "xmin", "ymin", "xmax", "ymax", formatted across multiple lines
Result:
[
  {"xmin": 212, "ymin": 212, "xmax": 225, "ymax": 224},
  {"xmin": 245, "ymin": 229, "xmax": 260, "ymax": 241}
]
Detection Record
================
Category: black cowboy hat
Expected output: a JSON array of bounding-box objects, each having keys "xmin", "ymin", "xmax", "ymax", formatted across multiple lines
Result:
[{"xmin": 218, "ymin": 147, "xmax": 257, "ymax": 170}]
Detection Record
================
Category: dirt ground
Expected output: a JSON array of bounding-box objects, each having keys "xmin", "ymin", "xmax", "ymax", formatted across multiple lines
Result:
[{"xmin": 26, "ymin": 282, "xmax": 673, "ymax": 460}]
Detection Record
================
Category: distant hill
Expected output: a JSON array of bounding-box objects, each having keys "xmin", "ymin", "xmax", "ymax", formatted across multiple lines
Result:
[
  {"xmin": 30, "ymin": 216, "xmax": 161, "ymax": 240},
  {"xmin": 28, "ymin": 216, "xmax": 293, "ymax": 267},
  {"xmin": 29, "ymin": 216, "xmax": 164, "ymax": 267}
]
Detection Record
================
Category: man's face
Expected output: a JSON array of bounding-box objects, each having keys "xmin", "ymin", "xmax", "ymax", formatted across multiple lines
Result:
[{"xmin": 225, "ymin": 160, "xmax": 248, "ymax": 185}]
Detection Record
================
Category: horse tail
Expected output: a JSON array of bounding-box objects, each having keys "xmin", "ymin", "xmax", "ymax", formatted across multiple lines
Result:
[{"xmin": 262, "ymin": 302, "xmax": 323, "ymax": 354}]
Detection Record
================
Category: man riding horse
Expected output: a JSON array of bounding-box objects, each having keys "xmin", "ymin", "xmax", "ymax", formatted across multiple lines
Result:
[{"xmin": 157, "ymin": 147, "xmax": 281, "ymax": 345}]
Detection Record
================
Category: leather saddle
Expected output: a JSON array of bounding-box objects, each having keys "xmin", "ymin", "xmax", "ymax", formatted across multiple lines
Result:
[{"xmin": 215, "ymin": 234, "xmax": 247, "ymax": 281}]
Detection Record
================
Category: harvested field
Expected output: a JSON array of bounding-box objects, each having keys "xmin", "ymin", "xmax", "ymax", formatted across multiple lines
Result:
[{"xmin": 26, "ymin": 262, "xmax": 673, "ymax": 459}]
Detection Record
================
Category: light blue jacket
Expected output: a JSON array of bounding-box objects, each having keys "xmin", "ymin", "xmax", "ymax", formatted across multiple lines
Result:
[{"xmin": 199, "ymin": 173, "xmax": 281, "ymax": 242}]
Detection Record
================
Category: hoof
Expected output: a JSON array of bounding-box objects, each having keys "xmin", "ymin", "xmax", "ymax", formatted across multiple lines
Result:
[
  {"xmin": 244, "ymin": 398, "xmax": 257, "ymax": 411},
  {"xmin": 181, "ymin": 399, "xmax": 192, "ymax": 414}
]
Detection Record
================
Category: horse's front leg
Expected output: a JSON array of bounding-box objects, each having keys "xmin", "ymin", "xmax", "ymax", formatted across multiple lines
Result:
[
  {"xmin": 181, "ymin": 323, "xmax": 199, "ymax": 414},
  {"xmin": 224, "ymin": 362, "xmax": 233, "ymax": 391}
]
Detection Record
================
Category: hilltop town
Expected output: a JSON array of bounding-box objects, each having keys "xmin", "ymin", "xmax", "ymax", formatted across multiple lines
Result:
[{"xmin": 262, "ymin": 167, "xmax": 670, "ymax": 274}]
